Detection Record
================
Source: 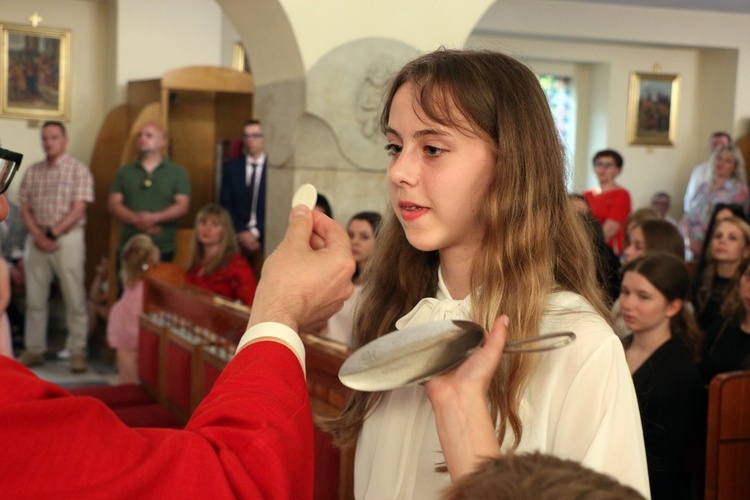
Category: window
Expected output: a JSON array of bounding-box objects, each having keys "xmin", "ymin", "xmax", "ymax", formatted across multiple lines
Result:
[{"xmin": 537, "ymin": 74, "xmax": 576, "ymax": 189}]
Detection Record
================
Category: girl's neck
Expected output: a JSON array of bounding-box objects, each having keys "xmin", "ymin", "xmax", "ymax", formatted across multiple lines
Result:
[
  {"xmin": 599, "ymin": 181, "xmax": 618, "ymax": 192},
  {"xmin": 716, "ymin": 260, "xmax": 739, "ymax": 278},
  {"xmin": 439, "ymin": 250, "xmax": 473, "ymax": 300},
  {"xmin": 629, "ymin": 325, "xmax": 671, "ymax": 354},
  {"xmin": 626, "ymin": 324, "xmax": 671, "ymax": 373}
]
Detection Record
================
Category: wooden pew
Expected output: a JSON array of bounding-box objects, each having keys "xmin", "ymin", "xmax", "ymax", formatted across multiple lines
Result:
[
  {"xmin": 95, "ymin": 263, "xmax": 356, "ymax": 499},
  {"xmin": 705, "ymin": 370, "xmax": 750, "ymax": 499}
]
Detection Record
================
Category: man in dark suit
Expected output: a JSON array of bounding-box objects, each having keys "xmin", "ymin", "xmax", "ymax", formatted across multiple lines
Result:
[{"xmin": 220, "ymin": 119, "xmax": 267, "ymax": 278}]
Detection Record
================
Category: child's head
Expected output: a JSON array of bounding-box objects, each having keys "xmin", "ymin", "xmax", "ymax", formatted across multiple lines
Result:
[
  {"xmin": 120, "ymin": 234, "xmax": 159, "ymax": 286},
  {"xmin": 442, "ymin": 452, "xmax": 644, "ymax": 500},
  {"xmin": 623, "ymin": 219, "xmax": 684, "ymax": 264},
  {"xmin": 348, "ymin": 211, "xmax": 381, "ymax": 281},
  {"xmin": 620, "ymin": 252, "xmax": 698, "ymax": 355},
  {"xmin": 377, "ymin": 49, "xmax": 577, "ymax": 277},
  {"xmin": 706, "ymin": 216, "xmax": 750, "ymax": 266},
  {"xmin": 624, "ymin": 207, "xmax": 660, "ymax": 241}
]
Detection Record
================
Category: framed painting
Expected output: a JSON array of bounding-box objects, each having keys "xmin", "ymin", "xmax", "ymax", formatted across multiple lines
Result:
[
  {"xmin": 1, "ymin": 23, "xmax": 71, "ymax": 121},
  {"xmin": 232, "ymin": 41, "xmax": 251, "ymax": 73},
  {"xmin": 627, "ymin": 72, "xmax": 679, "ymax": 146}
]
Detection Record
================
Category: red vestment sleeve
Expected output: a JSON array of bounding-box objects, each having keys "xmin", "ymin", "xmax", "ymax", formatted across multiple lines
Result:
[{"xmin": 0, "ymin": 341, "xmax": 313, "ymax": 499}]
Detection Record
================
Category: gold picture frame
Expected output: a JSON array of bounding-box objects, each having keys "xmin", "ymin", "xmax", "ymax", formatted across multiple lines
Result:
[
  {"xmin": 232, "ymin": 41, "xmax": 250, "ymax": 73},
  {"xmin": 627, "ymin": 72, "xmax": 679, "ymax": 146},
  {"xmin": 0, "ymin": 23, "xmax": 71, "ymax": 121}
]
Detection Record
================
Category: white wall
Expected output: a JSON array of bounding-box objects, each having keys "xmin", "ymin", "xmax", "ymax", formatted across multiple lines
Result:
[{"xmin": 112, "ymin": 0, "xmax": 224, "ymax": 103}]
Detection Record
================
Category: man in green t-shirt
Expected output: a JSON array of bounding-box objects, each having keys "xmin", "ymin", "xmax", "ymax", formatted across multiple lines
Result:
[{"xmin": 108, "ymin": 122, "xmax": 191, "ymax": 261}]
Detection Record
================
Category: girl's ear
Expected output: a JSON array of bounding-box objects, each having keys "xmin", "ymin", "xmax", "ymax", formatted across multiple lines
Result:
[{"xmin": 665, "ymin": 298, "xmax": 683, "ymax": 319}]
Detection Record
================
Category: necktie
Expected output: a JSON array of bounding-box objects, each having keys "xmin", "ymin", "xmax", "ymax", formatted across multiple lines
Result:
[{"xmin": 247, "ymin": 163, "xmax": 258, "ymax": 222}]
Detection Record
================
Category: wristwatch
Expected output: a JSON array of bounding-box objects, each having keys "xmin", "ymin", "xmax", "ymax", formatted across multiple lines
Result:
[{"xmin": 45, "ymin": 228, "xmax": 57, "ymax": 240}]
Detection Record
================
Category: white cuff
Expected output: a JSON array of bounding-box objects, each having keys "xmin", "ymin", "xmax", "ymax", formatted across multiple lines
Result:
[{"xmin": 235, "ymin": 322, "xmax": 306, "ymax": 375}]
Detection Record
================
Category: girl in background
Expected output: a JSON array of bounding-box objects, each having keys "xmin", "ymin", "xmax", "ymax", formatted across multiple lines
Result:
[
  {"xmin": 619, "ymin": 253, "xmax": 705, "ymax": 500},
  {"xmin": 329, "ymin": 49, "xmax": 649, "ymax": 498},
  {"xmin": 700, "ymin": 257, "xmax": 750, "ymax": 382},
  {"xmin": 613, "ymin": 218, "xmax": 686, "ymax": 338},
  {"xmin": 694, "ymin": 216, "xmax": 750, "ymax": 332},
  {"xmin": 186, "ymin": 204, "xmax": 257, "ymax": 307},
  {"xmin": 693, "ymin": 203, "xmax": 746, "ymax": 284},
  {"xmin": 325, "ymin": 211, "xmax": 381, "ymax": 345},
  {"xmin": 106, "ymin": 234, "xmax": 159, "ymax": 384},
  {"xmin": 622, "ymin": 218, "xmax": 685, "ymax": 265}
]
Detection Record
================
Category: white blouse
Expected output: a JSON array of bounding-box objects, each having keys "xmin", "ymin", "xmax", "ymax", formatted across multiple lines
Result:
[{"xmin": 354, "ymin": 272, "xmax": 650, "ymax": 499}]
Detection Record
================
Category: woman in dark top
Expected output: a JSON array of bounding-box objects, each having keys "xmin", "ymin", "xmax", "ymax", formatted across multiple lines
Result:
[
  {"xmin": 186, "ymin": 204, "xmax": 257, "ymax": 306},
  {"xmin": 694, "ymin": 216, "xmax": 750, "ymax": 332},
  {"xmin": 701, "ymin": 257, "xmax": 750, "ymax": 383},
  {"xmin": 619, "ymin": 253, "xmax": 705, "ymax": 500}
]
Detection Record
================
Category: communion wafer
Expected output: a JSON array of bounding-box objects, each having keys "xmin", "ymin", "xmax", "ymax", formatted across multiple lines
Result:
[{"xmin": 291, "ymin": 183, "xmax": 317, "ymax": 210}]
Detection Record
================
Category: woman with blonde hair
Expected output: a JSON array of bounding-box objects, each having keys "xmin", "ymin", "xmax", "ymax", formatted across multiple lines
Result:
[
  {"xmin": 328, "ymin": 49, "xmax": 648, "ymax": 498},
  {"xmin": 694, "ymin": 215, "xmax": 750, "ymax": 331},
  {"xmin": 106, "ymin": 234, "xmax": 159, "ymax": 384},
  {"xmin": 186, "ymin": 204, "xmax": 256, "ymax": 306},
  {"xmin": 681, "ymin": 145, "xmax": 749, "ymax": 261}
]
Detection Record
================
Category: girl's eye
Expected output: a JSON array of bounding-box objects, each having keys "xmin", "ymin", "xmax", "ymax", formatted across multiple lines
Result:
[
  {"xmin": 425, "ymin": 145, "xmax": 443, "ymax": 157},
  {"xmin": 385, "ymin": 143, "xmax": 402, "ymax": 156}
]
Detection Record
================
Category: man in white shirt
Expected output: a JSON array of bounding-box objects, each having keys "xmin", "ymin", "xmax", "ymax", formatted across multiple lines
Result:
[{"xmin": 220, "ymin": 119, "xmax": 268, "ymax": 278}]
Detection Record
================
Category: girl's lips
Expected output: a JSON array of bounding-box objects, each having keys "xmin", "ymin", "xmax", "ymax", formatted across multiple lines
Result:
[{"xmin": 399, "ymin": 202, "xmax": 428, "ymax": 222}]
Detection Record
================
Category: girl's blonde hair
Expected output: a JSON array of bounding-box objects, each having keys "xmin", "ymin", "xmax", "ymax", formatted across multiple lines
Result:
[
  {"xmin": 328, "ymin": 49, "xmax": 607, "ymax": 451},
  {"xmin": 120, "ymin": 234, "xmax": 159, "ymax": 286},
  {"xmin": 709, "ymin": 145, "xmax": 747, "ymax": 184},
  {"xmin": 187, "ymin": 204, "xmax": 240, "ymax": 275},
  {"xmin": 696, "ymin": 216, "xmax": 750, "ymax": 313}
]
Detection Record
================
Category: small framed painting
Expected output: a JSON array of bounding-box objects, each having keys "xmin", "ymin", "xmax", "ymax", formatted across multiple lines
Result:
[
  {"xmin": 627, "ymin": 72, "xmax": 679, "ymax": 146},
  {"xmin": 1, "ymin": 23, "xmax": 71, "ymax": 121}
]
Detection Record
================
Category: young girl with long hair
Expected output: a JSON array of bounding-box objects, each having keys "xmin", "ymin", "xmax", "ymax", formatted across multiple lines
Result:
[
  {"xmin": 328, "ymin": 49, "xmax": 648, "ymax": 498},
  {"xmin": 694, "ymin": 215, "xmax": 750, "ymax": 331},
  {"xmin": 619, "ymin": 253, "xmax": 705, "ymax": 499},
  {"xmin": 325, "ymin": 212, "xmax": 381, "ymax": 345},
  {"xmin": 613, "ymin": 218, "xmax": 686, "ymax": 338},
  {"xmin": 186, "ymin": 204, "xmax": 257, "ymax": 306},
  {"xmin": 701, "ymin": 257, "xmax": 750, "ymax": 382}
]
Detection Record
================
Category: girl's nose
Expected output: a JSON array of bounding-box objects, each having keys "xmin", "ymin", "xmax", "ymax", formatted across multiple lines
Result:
[{"xmin": 388, "ymin": 152, "xmax": 418, "ymax": 186}]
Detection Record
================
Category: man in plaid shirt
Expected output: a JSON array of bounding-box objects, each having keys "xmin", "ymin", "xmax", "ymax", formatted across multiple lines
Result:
[{"xmin": 17, "ymin": 121, "xmax": 94, "ymax": 373}]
